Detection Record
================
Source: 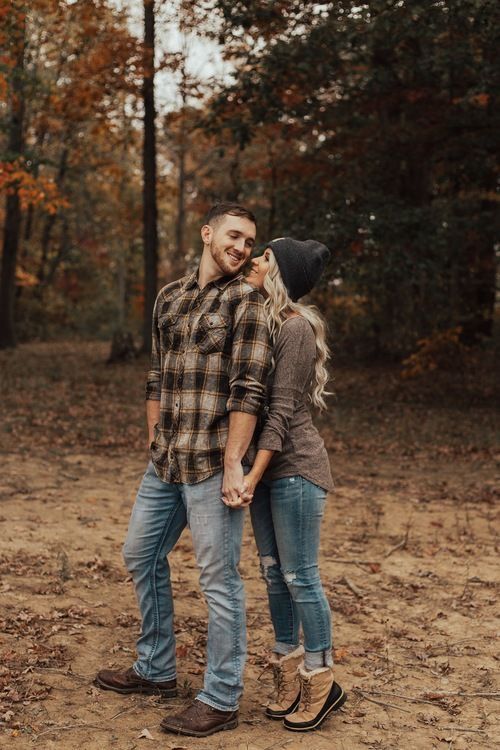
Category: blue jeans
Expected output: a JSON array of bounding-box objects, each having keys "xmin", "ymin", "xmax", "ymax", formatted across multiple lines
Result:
[
  {"xmin": 122, "ymin": 461, "xmax": 246, "ymax": 712},
  {"xmin": 250, "ymin": 476, "xmax": 333, "ymax": 664}
]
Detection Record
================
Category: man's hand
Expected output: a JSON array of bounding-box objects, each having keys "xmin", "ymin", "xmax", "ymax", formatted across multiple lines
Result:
[
  {"xmin": 222, "ymin": 467, "xmax": 258, "ymax": 508},
  {"xmin": 222, "ymin": 461, "xmax": 247, "ymax": 508},
  {"xmin": 146, "ymin": 400, "xmax": 160, "ymax": 451}
]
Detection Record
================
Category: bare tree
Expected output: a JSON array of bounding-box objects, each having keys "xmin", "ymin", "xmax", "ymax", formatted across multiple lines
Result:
[
  {"xmin": 0, "ymin": 8, "xmax": 26, "ymax": 348},
  {"xmin": 142, "ymin": 0, "xmax": 158, "ymax": 354}
]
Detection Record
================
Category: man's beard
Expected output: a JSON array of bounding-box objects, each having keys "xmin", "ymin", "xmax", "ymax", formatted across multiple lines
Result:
[{"xmin": 210, "ymin": 242, "xmax": 245, "ymax": 276}]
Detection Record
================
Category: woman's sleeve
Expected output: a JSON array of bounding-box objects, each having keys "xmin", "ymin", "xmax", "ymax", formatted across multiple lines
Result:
[{"xmin": 257, "ymin": 319, "xmax": 315, "ymax": 453}]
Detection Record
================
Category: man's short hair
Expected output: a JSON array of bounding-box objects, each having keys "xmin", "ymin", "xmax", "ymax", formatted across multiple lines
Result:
[{"xmin": 204, "ymin": 202, "xmax": 256, "ymax": 227}]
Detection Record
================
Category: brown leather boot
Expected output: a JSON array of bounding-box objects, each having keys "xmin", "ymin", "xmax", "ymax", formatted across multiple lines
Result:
[
  {"xmin": 160, "ymin": 699, "xmax": 238, "ymax": 737},
  {"xmin": 265, "ymin": 645, "xmax": 304, "ymax": 719},
  {"xmin": 94, "ymin": 666, "xmax": 177, "ymax": 697},
  {"xmin": 284, "ymin": 665, "xmax": 346, "ymax": 731}
]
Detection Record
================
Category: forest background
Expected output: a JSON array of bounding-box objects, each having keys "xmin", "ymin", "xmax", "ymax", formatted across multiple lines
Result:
[
  {"xmin": 1, "ymin": 0, "xmax": 498, "ymax": 359},
  {"xmin": 0, "ymin": 2, "xmax": 499, "ymax": 749}
]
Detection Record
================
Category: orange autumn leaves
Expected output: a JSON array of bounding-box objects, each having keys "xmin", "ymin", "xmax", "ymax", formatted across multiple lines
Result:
[{"xmin": 0, "ymin": 161, "xmax": 68, "ymax": 214}]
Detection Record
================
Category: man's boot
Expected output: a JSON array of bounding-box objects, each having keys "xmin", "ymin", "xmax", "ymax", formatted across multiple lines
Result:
[
  {"xmin": 160, "ymin": 700, "xmax": 238, "ymax": 737},
  {"xmin": 95, "ymin": 667, "xmax": 177, "ymax": 697},
  {"xmin": 283, "ymin": 665, "xmax": 346, "ymax": 731},
  {"xmin": 265, "ymin": 645, "xmax": 304, "ymax": 719}
]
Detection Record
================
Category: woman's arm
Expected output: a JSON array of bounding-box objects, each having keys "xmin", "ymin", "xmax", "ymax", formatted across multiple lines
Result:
[
  {"xmin": 258, "ymin": 317, "xmax": 315, "ymax": 452},
  {"xmin": 239, "ymin": 448, "xmax": 274, "ymax": 506},
  {"xmin": 240, "ymin": 318, "xmax": 315, "ymax": 505}
]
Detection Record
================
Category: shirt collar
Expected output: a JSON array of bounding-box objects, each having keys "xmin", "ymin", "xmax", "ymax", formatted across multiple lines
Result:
[
  {"xmin": 184, "ymin": 269, "xmax": 243, "ymax": 292},
  {"xmin": 182, "ymin": 271, "xmax": 198, "ymax": 290},
  {"xmin": 214, "ymin": 273, "xmax": 241, "ymax": 290}
]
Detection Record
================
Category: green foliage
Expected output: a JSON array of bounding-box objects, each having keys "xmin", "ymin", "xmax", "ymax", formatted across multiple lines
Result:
[{"xmin": 208, "ymin": 0, "xmax": 498, "ymax": 355}]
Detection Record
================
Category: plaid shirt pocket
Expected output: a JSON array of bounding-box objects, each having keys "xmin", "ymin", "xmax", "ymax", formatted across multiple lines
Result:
[
  {"xmin": 158, "ymin": 312, "xmax": 179, "ymax": 349},
  {"xmin": 195, "ymin": 312, "xmax": 230, "ymax": 354}
]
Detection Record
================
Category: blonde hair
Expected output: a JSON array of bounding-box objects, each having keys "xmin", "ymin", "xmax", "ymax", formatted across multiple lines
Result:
[{"xmin": 262, "ymin": 251, "xmax": 331, "ymax": 411}]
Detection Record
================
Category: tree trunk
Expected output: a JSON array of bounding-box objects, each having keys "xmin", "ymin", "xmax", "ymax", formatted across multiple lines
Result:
[
  {"xmin": 0, "ymin": 10, "xmax": 26, "ymax": 349},
  {"xmin": 173, "ymin": 66, "xmax": 187, "ymax": 282},
  {"xmin": 142, "ymin": 0, "xmax": 158, "ymax": 354},
  {"xmin": 267, "ymin": 158, "xmax": 277, "ymax": 238},
  {"xmin": 37, "ymin": 147, "xmax": 68, "ymax": 292}
]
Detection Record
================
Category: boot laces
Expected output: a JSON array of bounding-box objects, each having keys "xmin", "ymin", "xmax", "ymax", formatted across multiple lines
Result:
[
  {"xmin": 271, "ymin": 662, "xmax": 285, "ymax": 700},
  {"xmin": 300, "ymin": 675, "xmax": 312, "ymax": 710}
]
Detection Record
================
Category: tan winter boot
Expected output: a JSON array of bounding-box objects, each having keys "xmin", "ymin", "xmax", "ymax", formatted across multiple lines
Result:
[
  {"xmin": 265, "ymin": 645, "xmax": 304, "ymax": 719},
  {"xmin": 284, "ymin": 665, "xmax": 346, "ymax": 731}
]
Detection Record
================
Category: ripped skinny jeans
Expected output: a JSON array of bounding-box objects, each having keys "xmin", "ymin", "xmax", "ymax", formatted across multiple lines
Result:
[{"xmin": 250, "ymin": 476, "xmax": 333, "ymax": 665}]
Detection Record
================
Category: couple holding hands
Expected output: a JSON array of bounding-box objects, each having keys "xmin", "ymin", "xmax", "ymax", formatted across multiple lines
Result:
[{"xmin": 95, "ymin": 202, "xmax": 346, "ymax": 737}]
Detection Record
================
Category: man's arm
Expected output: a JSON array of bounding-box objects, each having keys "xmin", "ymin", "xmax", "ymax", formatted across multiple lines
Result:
[
  {"xmin": 146, "ymin": 399, "xmax": 160, "ymax": 448},
  {"xmin": 145, "ymin": 294, "xmax": 162, "ymax": 448},
  {"xmin": 222, "ymin": 289, "xmax": 271, "ymax": 505},
  {"xmin": 222, "ymin": 411, "xmax": 257, "ymax": 505}
]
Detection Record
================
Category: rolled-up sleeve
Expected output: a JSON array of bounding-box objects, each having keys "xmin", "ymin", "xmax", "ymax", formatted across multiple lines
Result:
[
  {"xmin": 226, "ymin": 289, "xmax": 271, "ymax": 415},
  {"xmin": 145, "ymin": 294, "xmax": 162, "ymax": 401},
  {"xmin": 258, "ymin": 320, "xmax": 314, "ymax": 452}
]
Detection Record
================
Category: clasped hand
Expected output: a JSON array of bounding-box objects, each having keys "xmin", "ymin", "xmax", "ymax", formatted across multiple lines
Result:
[{"xmin": 222, "ymin": 465, "xmax": 257, "ymax": 508}]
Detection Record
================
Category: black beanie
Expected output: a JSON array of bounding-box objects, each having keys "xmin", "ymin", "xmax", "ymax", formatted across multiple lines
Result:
[{"xmin": 267, "ymin": 237, "xmax": 330, "ymax": 301}]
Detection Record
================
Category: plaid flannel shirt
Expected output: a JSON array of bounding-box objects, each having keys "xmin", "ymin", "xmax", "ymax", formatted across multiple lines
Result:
[{"xmin": 146, "ymin": 270, "xmax": 271, "ymax": 484}]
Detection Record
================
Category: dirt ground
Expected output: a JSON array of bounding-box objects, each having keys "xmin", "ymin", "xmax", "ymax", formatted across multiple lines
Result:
[{"xmin": 1, "ymin": 342, "xmax": 499, "ymax": 750}]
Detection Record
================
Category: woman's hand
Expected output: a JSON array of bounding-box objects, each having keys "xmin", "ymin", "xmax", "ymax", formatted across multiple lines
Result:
[
  {"xmin": 222, "ymin": 469, "xmax": 261, "ymax": 508},
  {"xmin": 239, "ymin": 470, "xmax": 259, "ymax": 507}
]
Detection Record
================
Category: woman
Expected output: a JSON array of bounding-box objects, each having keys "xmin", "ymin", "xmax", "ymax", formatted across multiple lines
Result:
[{"xmin": 243, "ymin": 238, "xmax": 346, "ymax": 731}]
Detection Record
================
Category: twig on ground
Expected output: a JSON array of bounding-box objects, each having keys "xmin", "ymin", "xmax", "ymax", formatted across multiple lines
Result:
[
  {"xmin": 36, "ymin": 723, "xmax": 109, "ymax": 739},
  {"xmin": 438, "ymin": 726, "xmax": 486, "ymax": 734},
  {"xmin": 354, "ymin": 690, "xmax": 411, "ymax": 714},
  {"xmin": 385, "ymin": 513, "xmax": 413, "ymax": 558},
  {"xmin": 106, "ymin": 706, "xmax": 138, "ymax": 721},
  {"xmin": 331, "ymin": 559, "xmax": 380, "ymax": 566},
  {"xmin": 341, "ymin": 575, "xmax": 364, "ymax": 598},
  {"xmin": 358, "ymin": 689, "xmax": 449, "ymax": 707},
  {"xmin": 364, "ymin": 650, "xmax": 430, "ymax": 671},
  {"xmin": 384, "ymin": 538, "xmax": 407, "ymax": 558},
  {"xmin": 358, "ymin": 688, "xmax": 500, "ymax": 703},
  {"xmin": 423, "ymin": 691, "xmax": 500, "ymax": 699}
]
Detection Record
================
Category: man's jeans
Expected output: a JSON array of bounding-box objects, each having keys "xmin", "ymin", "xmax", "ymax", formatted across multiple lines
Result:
[
  {"xmin": 250, "ymin": 476, "xmax": 333, "ymax": 664},
  {"xmin": 123, "ymin": 461, "xmax": 246, "ymax": 712}
]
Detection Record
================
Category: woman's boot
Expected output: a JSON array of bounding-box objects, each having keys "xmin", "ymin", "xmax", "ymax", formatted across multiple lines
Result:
[
  {"xmin": 265, "ymin": 645, "xmax": 304, "ymax": 719},
  {"xmin": 283, "ymin": 665, "xmax": 346, "ymax": 731}
]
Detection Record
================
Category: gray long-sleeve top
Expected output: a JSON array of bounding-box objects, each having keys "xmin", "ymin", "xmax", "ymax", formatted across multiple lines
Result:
[{"xmin": 257, "ymin": 316, "xmax": 334, "ymax": 492}]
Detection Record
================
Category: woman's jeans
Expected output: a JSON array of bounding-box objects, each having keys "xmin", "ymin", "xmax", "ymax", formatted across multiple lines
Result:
[
  {"xmin": 122, "ymin": 461, "xmax": 246, "ymax": 712},
  {"xmin": 250, "ymin": 476, "xmax": 333, "ymax": 665}
]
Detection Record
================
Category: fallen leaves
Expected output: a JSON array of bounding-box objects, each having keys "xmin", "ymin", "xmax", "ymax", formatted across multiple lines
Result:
[
  {"xmin": 0, "ymin": 342, "xmax": 498, "ymax": 748},
  {"xmin": 138, "ymin": 727, "xmax": 154, "ymax": 740}
]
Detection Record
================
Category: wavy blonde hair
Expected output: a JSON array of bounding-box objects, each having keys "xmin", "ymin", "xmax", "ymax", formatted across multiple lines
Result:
[{"xmin": 262, "ymin": 251, "xmax": 331, "ymax": 411}]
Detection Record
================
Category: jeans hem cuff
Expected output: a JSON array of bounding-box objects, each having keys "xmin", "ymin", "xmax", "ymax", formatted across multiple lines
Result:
[
  {"xmin": 196, "ymin": 694, "xmax": 239, "ymax": 713},
  {"xmin": 273, "ymin": 641, "xmax": 300, "ymax": 656},
  {"xmin": 133, "ymin": 665, "xmax": 177, "ymax": 683}
]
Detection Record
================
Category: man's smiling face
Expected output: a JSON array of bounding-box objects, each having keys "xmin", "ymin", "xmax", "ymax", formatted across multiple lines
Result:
[{"xmin": 206, "ymin": 214, "xmax": 256, "ymax": 277}]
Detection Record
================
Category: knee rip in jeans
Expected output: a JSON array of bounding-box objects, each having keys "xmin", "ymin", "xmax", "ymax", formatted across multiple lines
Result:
[
  {"xmin": 259, "ymin": 555, "xmax": 279, "ymax": 585},
  {"xmin": 283, "ymin": 565, "xmax": 320, "ymax": 588},
  {"xmin": 283, "ymin": 570, "xmax": 297, "ymax": 584}
]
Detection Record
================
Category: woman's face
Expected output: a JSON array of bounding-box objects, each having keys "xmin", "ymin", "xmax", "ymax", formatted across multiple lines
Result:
[{"xmin": 246, "ymin": 249, "xmax": 271, "ymax": 291}]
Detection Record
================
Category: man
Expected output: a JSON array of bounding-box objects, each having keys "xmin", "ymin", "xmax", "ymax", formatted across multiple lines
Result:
[{"xmin": 95, "ymin": 203, "xmax": 271, "ymax": 737}]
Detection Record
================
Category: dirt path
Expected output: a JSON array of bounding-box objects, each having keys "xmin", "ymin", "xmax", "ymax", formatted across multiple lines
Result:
[
  {"xmin": 0, "ymin": 345, "xmax": 500, "ymax": 750},
  {"xmin": 1, "ymin": 446, "xmax": 498, "ymax": 750}
]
